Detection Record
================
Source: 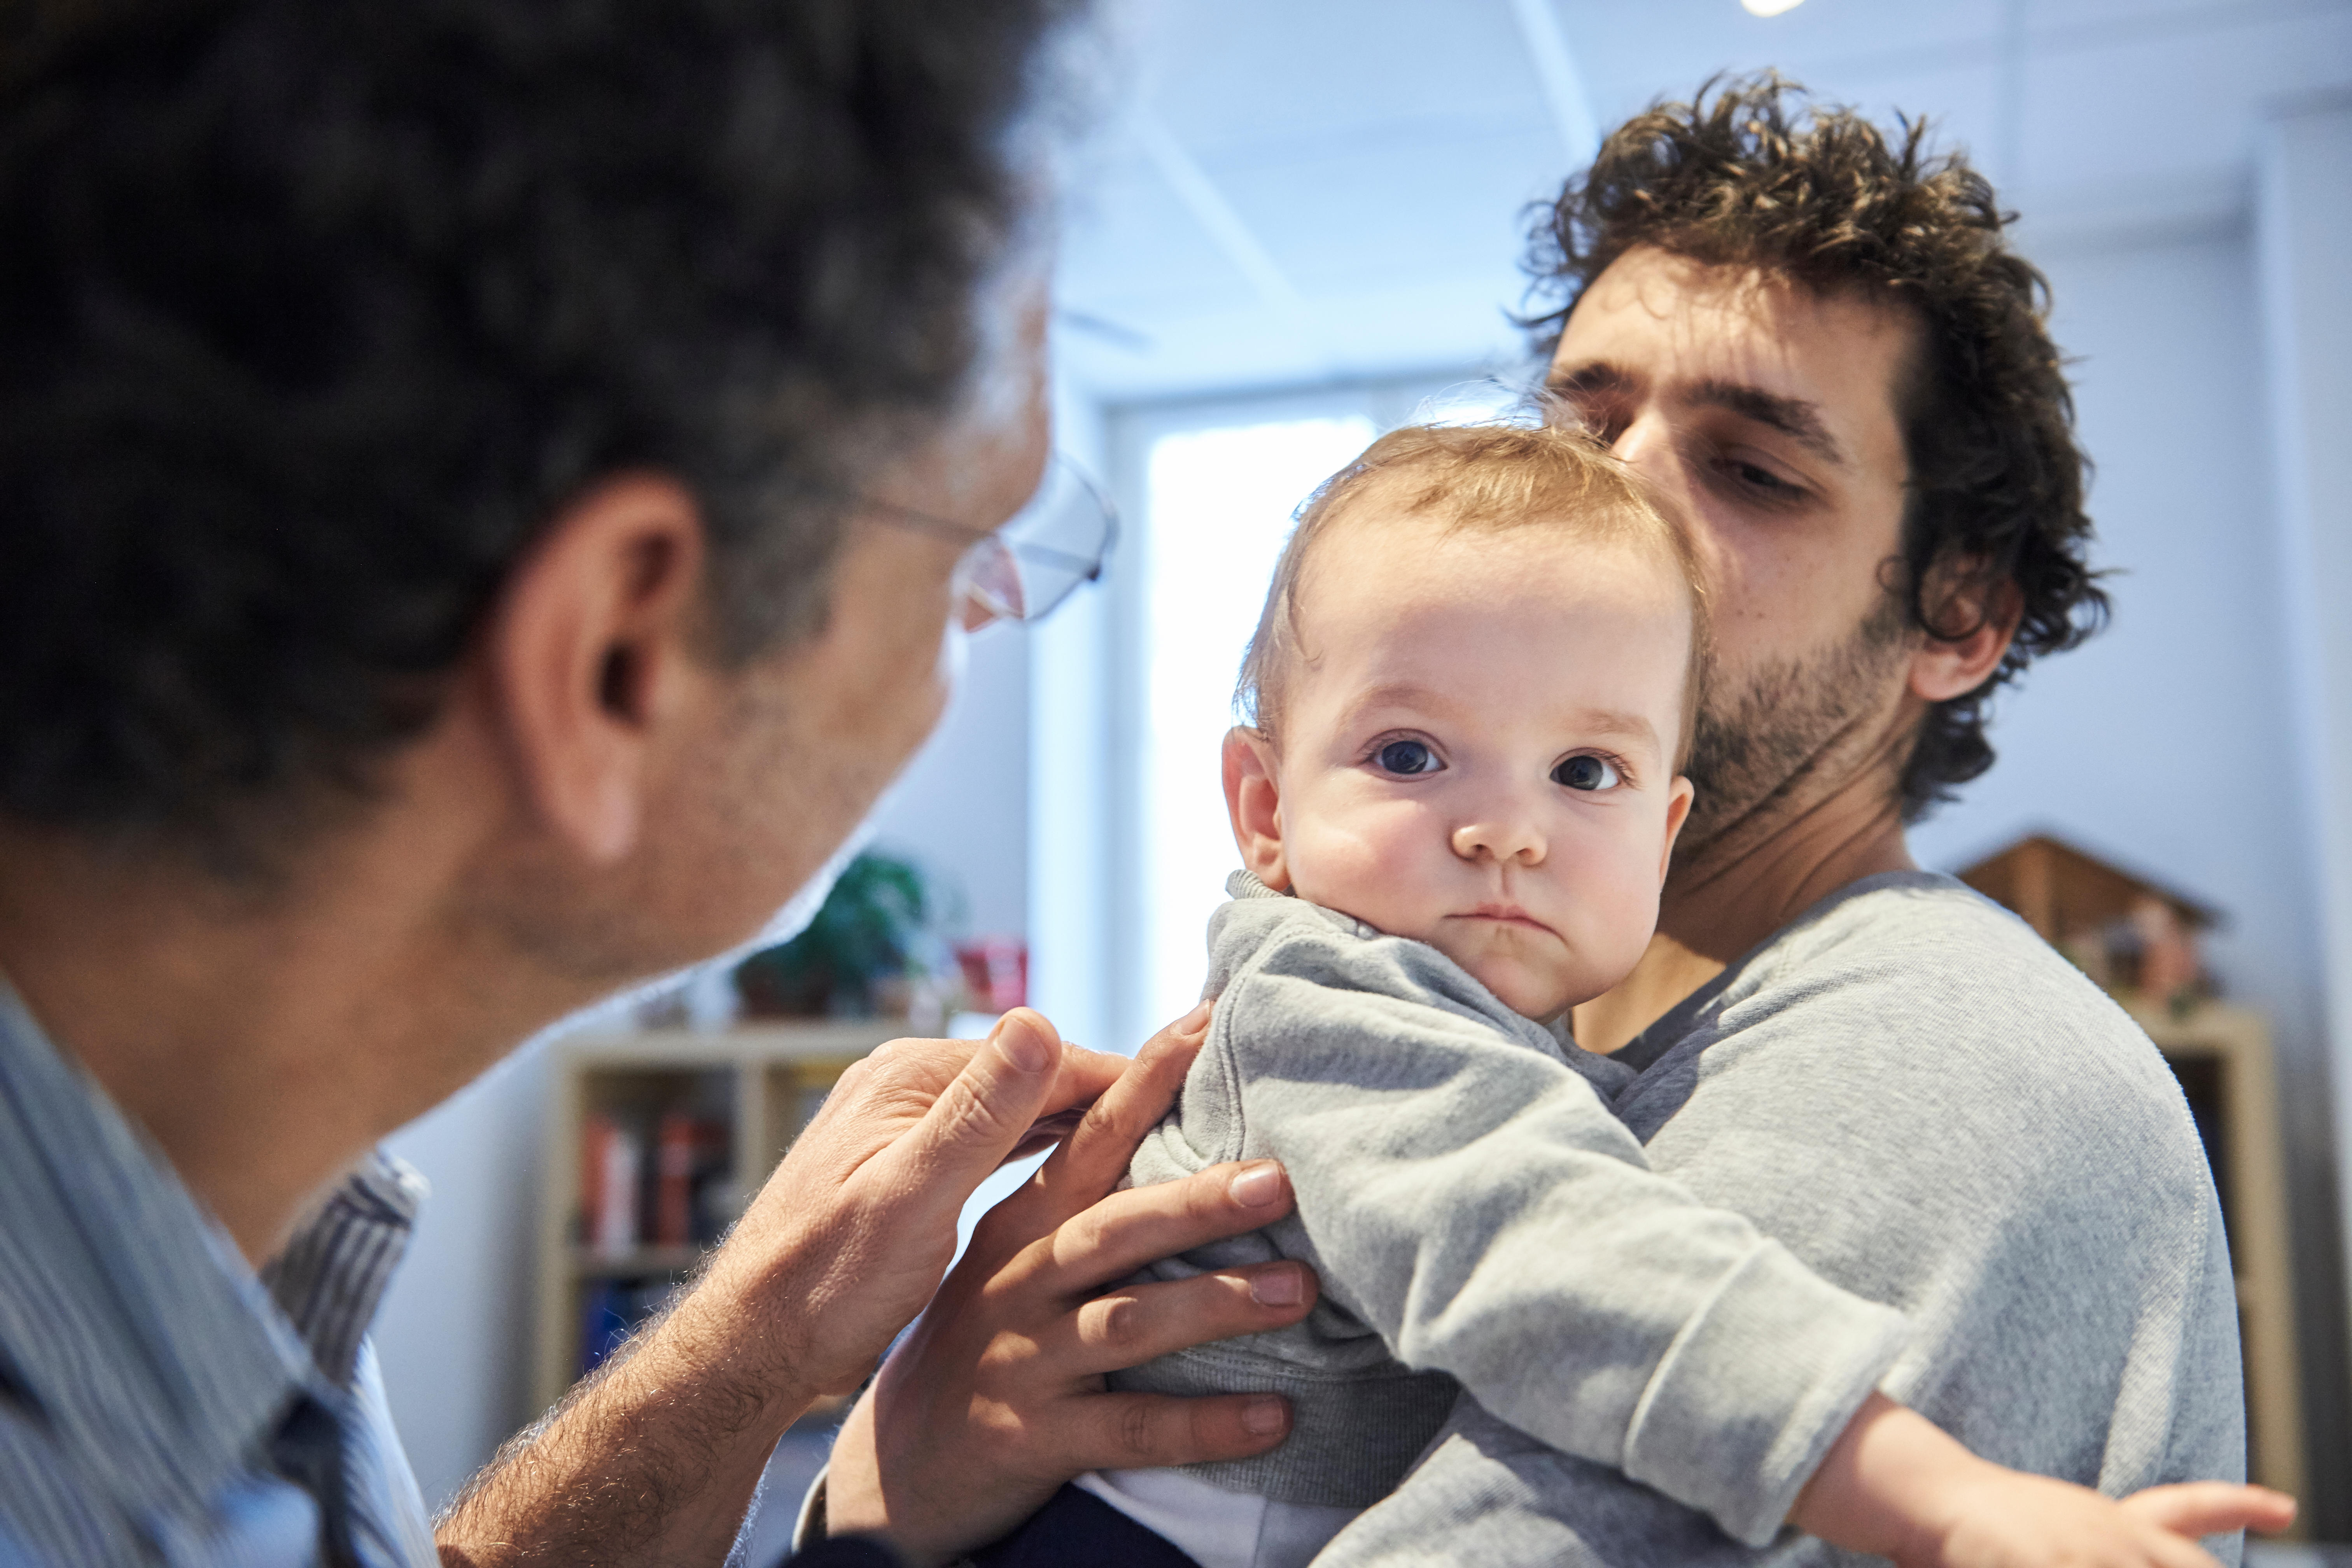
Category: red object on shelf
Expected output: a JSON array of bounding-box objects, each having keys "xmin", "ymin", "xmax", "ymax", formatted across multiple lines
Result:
[
  {"xmin": 954, "ymin": 938, "xmax": 1028, "ymax": 1013},
  {"xmin": 653, "ymin": 1111, "xmax": 695, "ymax": 1248}
]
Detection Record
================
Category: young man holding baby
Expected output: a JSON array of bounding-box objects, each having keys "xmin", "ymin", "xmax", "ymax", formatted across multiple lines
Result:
[
  {"xmin": 825, "ymin": 76, "xmax": 2272, "ymax": 1567},
  {"xmin": 0, "ymin": 3, "xmax": 2269, "ymax": 1558}
]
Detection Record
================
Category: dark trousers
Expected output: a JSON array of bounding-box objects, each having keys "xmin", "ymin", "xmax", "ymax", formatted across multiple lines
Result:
[
  {"xmin": 969, "ymin": 1483, "xmax": 1205, "ymax": 1567},
  {"xmin": 785, "ymin": 1535, "xmax": 907, "ymax": 1568}
]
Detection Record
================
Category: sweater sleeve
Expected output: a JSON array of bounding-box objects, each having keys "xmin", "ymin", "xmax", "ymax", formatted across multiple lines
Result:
[{"xmin": 1211, "ymin": 922, "xmax": 1909, "ymax": 1547}]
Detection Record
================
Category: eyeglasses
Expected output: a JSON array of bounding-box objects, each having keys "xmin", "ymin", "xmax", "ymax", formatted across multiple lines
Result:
[{"xmin": 866, "ymin": 455, "xmax": 1119, "ymax": 630}]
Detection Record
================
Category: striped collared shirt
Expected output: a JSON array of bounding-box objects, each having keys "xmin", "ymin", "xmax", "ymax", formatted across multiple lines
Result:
[{"xmin": 0, "ymin": 985, "xmax": 439, "ymax": 1565}]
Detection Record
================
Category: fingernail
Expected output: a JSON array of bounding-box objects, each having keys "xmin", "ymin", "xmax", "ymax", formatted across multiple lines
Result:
[
  {"xmin": 1180, "ymin": 1001, "xmax": 1213, "ymax": 1032},
  {"xmin": 1228, "ymin": 1162, "xmax": 1283, "ymax": 1208},
  {"xmin": 1250, "ymin": 1267, "xmax": 1303, "ymax": 1307},
  {"xmin": 996, "ymin": 1013, "xmax": 1050, "ymax": 1073},
  {"xmin": 1241, "ymin": 1396, "xmax": 1288, "ymax": 1436}
]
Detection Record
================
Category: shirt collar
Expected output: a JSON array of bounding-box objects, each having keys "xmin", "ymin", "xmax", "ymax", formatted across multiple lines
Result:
[
  {"xmin": 262, "ymin": 1150, "xmax": 426, "ymax": 1388},
  {"xmin": 1226, "ymin": 868, "xmax": 1288, "ymax": 901},
  {"xmin": 0, "ymin": 982, "xmax": 332, "ymax": 1516}
]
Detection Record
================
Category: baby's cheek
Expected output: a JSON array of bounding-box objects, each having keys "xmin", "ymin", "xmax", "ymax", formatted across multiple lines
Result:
[
  {"xmin": 1569, "ymin": 852, "xmax": 1665, "ymax": 985},
  {"xmin": 1284, "ymin": 813, "xmax": 1440, "ymax": 935}
]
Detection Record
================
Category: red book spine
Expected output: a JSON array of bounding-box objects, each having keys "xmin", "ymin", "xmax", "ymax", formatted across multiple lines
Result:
[{"xmin": 654, "ymin": 1111, "xmax": 694, "ymax": 1248}]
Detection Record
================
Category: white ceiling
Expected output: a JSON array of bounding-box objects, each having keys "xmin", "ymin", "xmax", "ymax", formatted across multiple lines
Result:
[{"xmin": 1050, "ymin": 0, "xmax": 2352, "ymax": 403}]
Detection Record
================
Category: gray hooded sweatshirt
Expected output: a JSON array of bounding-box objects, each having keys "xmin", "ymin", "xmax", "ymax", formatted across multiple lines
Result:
[
  {"xmin": 1110, "ymin": 872, "xmax": 1913, "ymax": 1547},
  {"xmin": 1110, "ymin": 871, "xmax": 2242, "ymax": 1564}
]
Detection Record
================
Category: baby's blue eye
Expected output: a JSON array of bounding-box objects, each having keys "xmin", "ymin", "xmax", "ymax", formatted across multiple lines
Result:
[
  {"xmin": 1553, "ymin": 754, "xmax": 1622, "ymax": 791},
  {"xmin": 1376, "ymin": 739, "xmax": 1439, "ymax": 776}
]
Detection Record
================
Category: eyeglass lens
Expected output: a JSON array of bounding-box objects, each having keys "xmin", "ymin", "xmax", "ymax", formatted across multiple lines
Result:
[{"xmin": 954, "ymin": 457, "xmax": 1116, "ymax": 628}]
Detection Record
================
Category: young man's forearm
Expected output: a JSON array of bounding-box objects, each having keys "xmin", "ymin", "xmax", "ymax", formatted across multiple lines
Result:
[{"xmin": 436, "ymin": 1277, "xmax": 817, "ymax": 1568}]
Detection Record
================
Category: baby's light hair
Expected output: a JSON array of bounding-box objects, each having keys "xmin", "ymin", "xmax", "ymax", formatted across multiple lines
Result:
[{"xmin": 1235, "ymin": 420, "xmax": 1711, "ymax": 768}]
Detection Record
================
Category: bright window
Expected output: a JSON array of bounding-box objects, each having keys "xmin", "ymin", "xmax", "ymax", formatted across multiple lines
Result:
[{"xmin": 1136, "ymin": 415, "xmax": 1377, "ymax": 1030}]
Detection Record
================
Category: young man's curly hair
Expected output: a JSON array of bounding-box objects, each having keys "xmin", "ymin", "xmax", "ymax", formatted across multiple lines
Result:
[{"xmin": 1523, "ymin": 73, "xmax": 2108, "ymax": 822}]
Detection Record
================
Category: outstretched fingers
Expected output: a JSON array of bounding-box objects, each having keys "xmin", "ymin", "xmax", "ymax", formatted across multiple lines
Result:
[{"xmin": 2120, "ymin": 1482, "xmax": 2298, "ymax": 1542}]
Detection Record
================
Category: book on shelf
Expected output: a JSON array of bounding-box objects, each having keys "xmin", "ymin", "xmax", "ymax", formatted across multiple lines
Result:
[
  {"xmin": 653, "ymin": 1112, "xmax": 732, "ymax": 1248},
  {"xmin": 580, "ymin": 1110, "xmax": 733, "ymax": 1256},
  {"xmin": 581, "ymin": 1115, "xmax": 640, "ymax": 1258}
]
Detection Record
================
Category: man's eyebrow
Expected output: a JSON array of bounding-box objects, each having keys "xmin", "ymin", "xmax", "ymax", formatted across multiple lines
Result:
[
  {"xmin": 1544, "ymin": 360, "xmax": 1631, "ymax": 398},
  {"xmin": 1685, "ymin": 378, "xmax": 1848, "ymax": 468}
]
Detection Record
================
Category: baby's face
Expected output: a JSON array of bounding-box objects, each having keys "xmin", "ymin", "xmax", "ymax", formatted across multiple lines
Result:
[{"xmin": 1235, "ymin": 507, "xmax": 1694, "ymax": 1022}]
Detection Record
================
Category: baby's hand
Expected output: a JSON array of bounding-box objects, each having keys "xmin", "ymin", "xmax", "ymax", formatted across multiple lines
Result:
[
  {"xmin": 1791, "ymin": 1393, "xmax": 2294, "ymax": 1568},
  {"xmin": 1916, "ymin": 1470, "xmax": 2296, "ymax": 1568}
]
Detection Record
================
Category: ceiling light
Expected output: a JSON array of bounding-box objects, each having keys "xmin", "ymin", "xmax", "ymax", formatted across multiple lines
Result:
[{"xmin": 1741, "ymin": 0, "xmax": 1804, "ymax": 14}]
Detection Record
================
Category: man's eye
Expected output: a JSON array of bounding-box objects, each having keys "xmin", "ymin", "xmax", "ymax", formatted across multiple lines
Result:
[
  {"xmin": 1713, "ymin": 454, "xmax": 1799, "ymax": 496},
  {"xmin": 1552, "ymin": 754, "xmax": 1622, "ymax": 791},
  {"xmin": 1376, "ymin": 740, "xmax": 1440, "ymax": 776}
]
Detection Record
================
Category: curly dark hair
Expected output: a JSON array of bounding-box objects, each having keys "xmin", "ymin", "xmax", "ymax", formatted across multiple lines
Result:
[
  {"xmin": 1523, "ymin": 74, "xmax": 2108, "ymax": 822},
  {"xmin": 0, "ymin": 0, "xmax": 1071, "ymax": 851}
]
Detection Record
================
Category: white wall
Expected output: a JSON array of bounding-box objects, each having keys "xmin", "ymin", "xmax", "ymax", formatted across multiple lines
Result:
[
  {"xmin": 2256, "ymin": 96, "xmax": 2352, "ymax": 1508},
  {"xmin": 1026, "ymin": 369, "xmax": 1116, "ymax": 1053},
  {"xmin": 374, "ymin": 1045, "xmax": 551, "ymax": 1512},
  {"xmin": 2258, "ymin": 96, "xmax": 2352, "ymax": 1250},
  {"xmin": 1911, "ymin": 226, "xmax": 2323, "ymax": 1055},
  {"xmin": 865, "ymin": 611, "xmax": 1033, "ymax": 940}
]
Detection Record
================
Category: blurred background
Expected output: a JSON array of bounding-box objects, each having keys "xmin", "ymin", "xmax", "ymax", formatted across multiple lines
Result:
[{"xmin": 367, "ymin": 0, "xmax": 2352, "ymax": 1550}]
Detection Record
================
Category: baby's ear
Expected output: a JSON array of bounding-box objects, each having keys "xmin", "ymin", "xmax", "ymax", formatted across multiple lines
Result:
[
  {"xmin": 1660, "ymin": 774, "xmax": 1695, "ymax": 882},
  {"xmin": 1222, "ymin": 727, "xmax": 1290, "ymax": 891}
]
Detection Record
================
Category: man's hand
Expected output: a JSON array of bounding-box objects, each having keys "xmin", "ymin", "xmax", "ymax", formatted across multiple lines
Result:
[
  {"xmin": 827, "ymin": 1003, "xmax": 1322, "ymax": 1565},
  {"xmin": 1790, "ymin": 1393, "xmax": 2297, "ymax": 1568},
  {"xmin": 697, "ymin": 1008, "xmax": 1129, "ymax": 1396},
  {"xmin": 438, "ymin": 1008, "xmax": 1125, "ymax": 1567}
]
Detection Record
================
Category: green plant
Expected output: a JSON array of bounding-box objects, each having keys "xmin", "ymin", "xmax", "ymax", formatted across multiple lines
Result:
[{"xmin": 733, "ymin": 852, "xmax": 933, "ymax": 1017}]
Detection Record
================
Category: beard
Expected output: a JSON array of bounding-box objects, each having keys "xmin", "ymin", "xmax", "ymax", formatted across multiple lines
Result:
[{"xmin": 1681, "ymin": 592, "xmax": 1913, "ymax": 852}]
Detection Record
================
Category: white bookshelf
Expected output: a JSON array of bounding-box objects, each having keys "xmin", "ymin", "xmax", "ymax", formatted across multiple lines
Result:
[{"xmin": 530, "ymin": 1022, "xmax": 903, "ymax": 1417}]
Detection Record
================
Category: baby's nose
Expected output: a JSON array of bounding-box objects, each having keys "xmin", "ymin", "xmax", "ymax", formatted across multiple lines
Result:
[{"xmin": 1451, "ymin": 817, "xmax": 1547, "ymax": 865}]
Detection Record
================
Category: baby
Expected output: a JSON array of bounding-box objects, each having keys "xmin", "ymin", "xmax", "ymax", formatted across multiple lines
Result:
[{"xmin": 1041, "ymin": 423, "xmax": 2266, "ymax": 1567}]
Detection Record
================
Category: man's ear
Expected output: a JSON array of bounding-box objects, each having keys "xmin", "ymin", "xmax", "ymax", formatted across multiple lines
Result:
[
  {"xmin": 1659, "ymin": 775, "xmax": 1695, "ymax": 882},
  {"xmin": 1222, "ymin": 727, "xmax": 1290, "ymax": 891},
  {"xmin": 483, "ymin": 472, "xmax": 710, "ymax": 864},
  {"xmin": 1909, "ymin": 564, "xmax": 2023, "ymax": 704}
]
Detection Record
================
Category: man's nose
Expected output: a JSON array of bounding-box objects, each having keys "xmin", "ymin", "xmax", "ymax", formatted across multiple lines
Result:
[
  {"xmin": 1451, "ymin": 812, "xmax": 1547, "ymax": 867},
  {"xmin": 1610, "ymin": 408, "xmax": 1725, "ymax": 588},
  {"xmin": 1610, "ymin": 409, "xmax": 1685, "ymax": 496}
]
